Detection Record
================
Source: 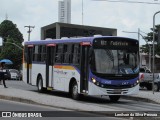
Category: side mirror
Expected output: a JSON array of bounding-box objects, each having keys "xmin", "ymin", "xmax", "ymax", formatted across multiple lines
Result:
[{"xmin": 146, "ymin": 70, "xmax": 151, "ymax": 73}]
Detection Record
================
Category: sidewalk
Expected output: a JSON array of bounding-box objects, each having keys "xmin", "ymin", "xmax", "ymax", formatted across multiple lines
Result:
[
  {"xmin": 122, "ymin": 90, "xmax": 160, "ymax": 104},
  {"xmin": 0, "ymin": 85, "xmax": 160, "ymax": 111},
  {"xmin": 0, "ymin": 85, "xmax": 114, "ymax": 111}
]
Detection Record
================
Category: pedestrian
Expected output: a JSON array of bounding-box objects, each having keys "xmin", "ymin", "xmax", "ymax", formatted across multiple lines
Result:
[{"xmin": 0, "ymin": 62, "xmax": 8, "ymax": 88}]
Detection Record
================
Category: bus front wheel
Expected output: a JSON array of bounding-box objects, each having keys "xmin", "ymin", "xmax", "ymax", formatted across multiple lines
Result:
[
  {"xmin": 109, "ymin": 95, "xmax": 120, "ymax": 102},
  {"xmin": 71, "ymin": 81, "xmax": 79, "ymax": 100}
]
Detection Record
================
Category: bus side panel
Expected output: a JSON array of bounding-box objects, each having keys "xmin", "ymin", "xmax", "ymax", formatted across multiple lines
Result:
[
  {"xmin": 64, "ymin": 69, "xmax": 80, "ymax": 92},
  {"xmin": 23, "ymin": 63, "xmax": 27, "ymax": 83},
  {"xmin": 31, "ymin": 63, "xmax": 46, "ymax": 86},
  {"xmin": 53, "ymin": 65, "xmax": 80, "ymax": 93},
  {"xmin": 53, "ymin": 67, "xmax": 64, "ymax": 91}
]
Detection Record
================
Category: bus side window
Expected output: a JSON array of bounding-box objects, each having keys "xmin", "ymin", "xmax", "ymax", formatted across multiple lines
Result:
[
  {"xmin": 69, "ymin": 44, "xmax": 74, "ymax": 63},
  {"xmin": 41, "ymin": 45, "xmax": 46, "ymax": 62},
  {"xmin": 63, "ymin": 44, "xmax": 68, "ymax": 63},
  {"xmin": 63, "ymin": 44, "xmax": 73, "ymax": 64},
  {"xmin": 55, "ymin": 44, "xmax": 63, "ymax": 63},
  {"xmin": 38, "ymin": 45, "xmax": 42, "ymax": 62},
  {"xmin": 33, "ymin": 45, "xmax": 38, "ymax": 62},
  {"xmin": 73, "ymin": 44, "xmax": 80, "ymax": 65}
]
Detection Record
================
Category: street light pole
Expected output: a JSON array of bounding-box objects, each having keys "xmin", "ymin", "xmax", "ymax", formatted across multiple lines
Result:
[
  {"xmin": 4, "ymin": 42, "xmax": 23, "ymax": 50},
  {"xmin": 152, "ymin": 11, "xmax": 160, "ymax": 94},
  {"xmin": 0, "ymin": 37, "xmax": 23, "ymax": 50},
  {"xmin": 82, "ymin": 0, "xmax": 84, "ymax": 25},
  {"xmin": 149, "ymin": 46, "xmax": 152, "ymax": 71},
  {"xmin": 138, "ymin": 28, "xmax": 140, "ymax": 41}
]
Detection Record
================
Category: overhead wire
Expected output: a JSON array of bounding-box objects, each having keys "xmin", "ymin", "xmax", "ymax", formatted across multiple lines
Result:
[{"xmin": 92, "ymin": 0, "xmax": 160, "ymax": 5}]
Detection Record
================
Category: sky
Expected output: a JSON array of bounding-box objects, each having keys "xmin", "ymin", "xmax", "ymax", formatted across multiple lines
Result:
[{"xmin": 0, "ymin": 0, "xmax": 160, "ymax": 45}]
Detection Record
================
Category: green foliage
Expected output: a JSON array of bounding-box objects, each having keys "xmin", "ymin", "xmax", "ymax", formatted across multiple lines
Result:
[
  {"xmin": 141, "ymin": 24, "xmax": 160, "ymax": 56},
  {"xmin": 0, "ymin": 20, "xmax": 23, "ymax": 70},
  {"xmin": 0, "ymin": 20, "xmax": 23, "ymax": 43},
  {"xmin": 144, "ymin": 24, "xmax": 160, "ymax": 43},
  {"xmin": 140, "ymin": 44, "xmax": 148, "ymax": 53}
]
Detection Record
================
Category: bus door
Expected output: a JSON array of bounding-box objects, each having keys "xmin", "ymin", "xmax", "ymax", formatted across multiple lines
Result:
[
  {"xmin": 80, "ymin": 42, "xmax": 90, "ymax": 93},
  {"xmin": 46, "ymin": 44, "xmax": 56, "ymax": 89},
  {"xmin": 27, "ymin": 45, "xmax": 33, "ymax": 84}
]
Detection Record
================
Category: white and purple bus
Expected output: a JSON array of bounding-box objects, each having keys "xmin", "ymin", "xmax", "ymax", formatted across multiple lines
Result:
[{"xmin": 23, "ymin": 36, "xmax": 139, "ymax": 101}]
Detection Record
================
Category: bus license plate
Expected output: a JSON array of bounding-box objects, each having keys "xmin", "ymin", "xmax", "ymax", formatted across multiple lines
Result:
[{"xmin": 113, "ymin": 89, "xmax": 122, "ymax": 94}]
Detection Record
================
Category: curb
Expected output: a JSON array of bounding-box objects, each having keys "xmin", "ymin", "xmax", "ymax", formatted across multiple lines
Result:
[
  {"xmin": 0, "ymin": 93, "xmax": 158, "ymax": 119},
  {"xmin": 121, "ymin": 95, "xmax": 159, "ymax": 104},
  {"xmin": 0, "ymin": 95, "xmax": 38, "ymax": 104},
  {"xmin": 0, "ymin": 94, "xmax": 78, "ymax": 111},
  {"xmin": 0, "ymin": 94, "xmax": 129, "ymax": 119}
]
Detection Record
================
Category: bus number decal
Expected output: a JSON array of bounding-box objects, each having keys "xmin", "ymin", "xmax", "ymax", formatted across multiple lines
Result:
[{"xmin": 54, "ymin": 70, "xmax": 67, "ymax": 75}]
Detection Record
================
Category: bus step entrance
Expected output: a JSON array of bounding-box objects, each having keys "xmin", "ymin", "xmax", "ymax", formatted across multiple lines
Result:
[
  {"xmin": 47, "ymin": 87, "xmax": 53, "ymax": 91},
  {"xmin": 82, "ymin": 90, "xmax": 88, "ymax": 94}
]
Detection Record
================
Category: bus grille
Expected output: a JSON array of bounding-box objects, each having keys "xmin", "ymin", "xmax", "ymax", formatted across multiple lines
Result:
[
  {"xmin": 106, "ymin": 89, "xmax": 128, "ymax": 94},
  {"xmin": 104, "ymin": 84, "xmax": 132, "ymax": 89}
]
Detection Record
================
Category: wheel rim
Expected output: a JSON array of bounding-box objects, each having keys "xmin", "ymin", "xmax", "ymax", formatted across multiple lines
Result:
[
  {"xmin": 154, "ymin": 84, "xmax": 158, "ymax": 91},
  {"xmin": 73, "ymin": 84, "xmax": 78, "ymax": 96},
  {"xmin": 38, "ymin": 79, "xmax": 42, "ymax": 90}
]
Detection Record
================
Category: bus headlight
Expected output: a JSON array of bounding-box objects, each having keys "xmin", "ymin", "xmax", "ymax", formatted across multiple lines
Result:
[
  {"xmin": 91, "ymin": 77, "xmax": 96, "ymax": 83},
  {"xmin": 134, "ymin": 80, "xmax": 139, "ymax": 86}
]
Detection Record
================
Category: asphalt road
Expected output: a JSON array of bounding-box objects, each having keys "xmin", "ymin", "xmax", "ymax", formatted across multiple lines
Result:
[
  {"xmin": 5, "ymin": 80, "xmax": 160, "ymax": 111},
  {"xmin": 0, "ymin": 99, "xmax": 124, "ymax": 120},
  {"xmin": 3, "ymin": 80, "xmax": 160, "ymax": 120}
]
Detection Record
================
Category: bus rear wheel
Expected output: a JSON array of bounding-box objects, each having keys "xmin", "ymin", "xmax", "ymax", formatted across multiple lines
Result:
[
  {"xmin": 71, "ymin": 81, "xmax": 79, "ymax": 100},
  {"xmin": 109, "ymin": 95, "xmax": 120, "ymax": 102},
  {"xmin": 37, "ymin": 76, "xmax": 45, "ymax": 92}
]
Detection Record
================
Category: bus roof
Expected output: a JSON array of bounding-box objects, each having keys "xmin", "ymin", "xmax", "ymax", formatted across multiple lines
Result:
[{"xmin": 24, "ymin": 36, "xmax": 138, "ymax": 45}]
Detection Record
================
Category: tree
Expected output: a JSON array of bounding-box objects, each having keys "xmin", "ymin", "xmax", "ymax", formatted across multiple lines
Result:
[
  {"xmin": 0, "ymin": 20, "xmax": 23, "ymax": 43},
  {"xmin": 1, "ymin": 37, "xmax": 23, "ymax": 70},
  {"xmin": 140, "ymin": 24, "xmax": 160, "ymax": 55},
  {"xmin": 0, "ymin": 20, "xmax": 24, "ymax": 70}
]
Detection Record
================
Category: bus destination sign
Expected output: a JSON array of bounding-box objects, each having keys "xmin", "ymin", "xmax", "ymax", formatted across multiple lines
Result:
[
  {"xmin": 93, "ymin": 38, "xmax": 138, "ymax": 48},
  {"xmin": 101, "ymin": 40, "xmax": 129, "ymax": 46}
]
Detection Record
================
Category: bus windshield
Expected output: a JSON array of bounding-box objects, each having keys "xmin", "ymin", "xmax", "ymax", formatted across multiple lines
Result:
[{"xmin": 91, "ymin": 49, "xmax": 139, "ymax": 74}]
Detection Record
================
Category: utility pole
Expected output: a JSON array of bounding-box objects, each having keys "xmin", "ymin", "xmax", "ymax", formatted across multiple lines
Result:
[
  {"xmin": 152, "ymin": 11, "xmax": 160, "ymax": 94},
  {"xmin": 5, "ymin": 13, "xmax": 8, "ymax": 20},
  {"xmin": 24, "ymin": 26, "xmax": 35, "ymax": 41},
  {"xmin": 82, "ymin": 0, "xmax": 84, "ymax": 25}
]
